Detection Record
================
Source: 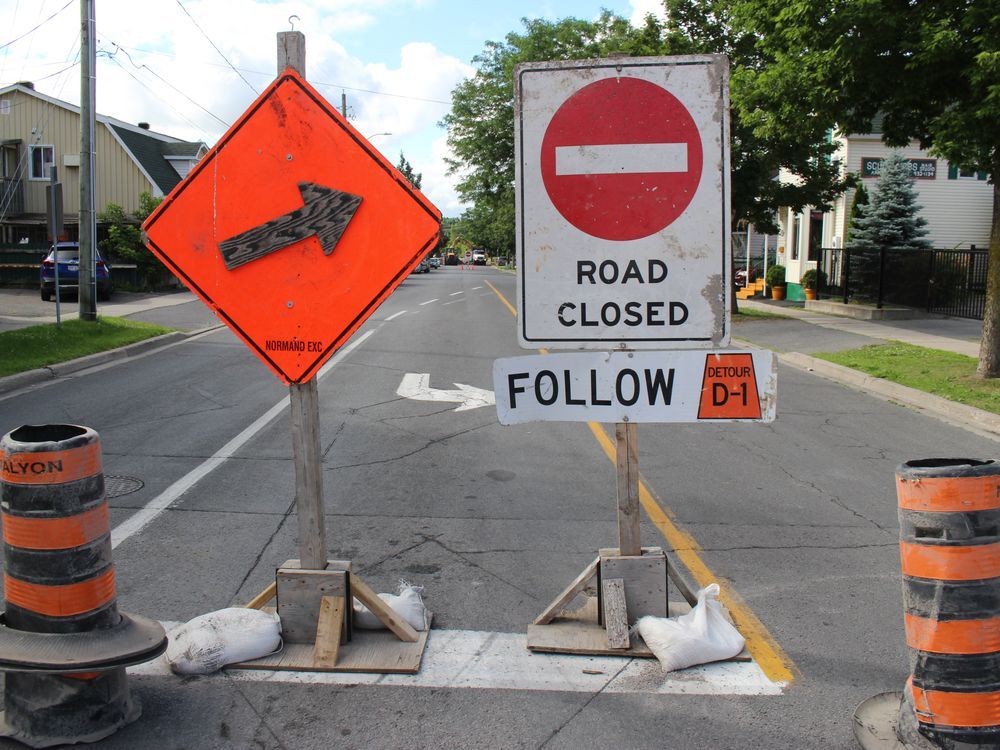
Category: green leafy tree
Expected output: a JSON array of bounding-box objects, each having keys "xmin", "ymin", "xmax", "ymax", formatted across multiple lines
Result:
[
  {"xmin": 396, "ymin": 152, "xmax": 422, "ymax": 190},
  {"xmin": 98, "ymin": 192, "xmax": 164, "ymax": 289},
  {"xmin": 443, "ymin": 8, "xmax": 850, "ymax": 264},
  {"xmin": 732, "ymin": 0, "xmax": 1000, "ymax": 375}
]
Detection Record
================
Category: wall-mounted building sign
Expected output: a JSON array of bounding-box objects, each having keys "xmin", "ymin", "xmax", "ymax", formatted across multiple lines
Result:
[{"xmin": 861, "ymin": 158, "xmax": 937, "ymax": 180}]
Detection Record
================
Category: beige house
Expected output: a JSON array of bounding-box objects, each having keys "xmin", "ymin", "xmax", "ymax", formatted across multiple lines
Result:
[
  {"xmin": 0, "ymin": 82, "xmax": 206, "ymax": 245},
  {"xmin": 775, "ymin": 128, "xmax": 993, "ymax": 300}
]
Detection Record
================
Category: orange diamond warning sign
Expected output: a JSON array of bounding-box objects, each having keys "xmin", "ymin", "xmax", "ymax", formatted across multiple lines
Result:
[
  {"xmin": 698, "ymin": 353, "xmax": 763, "ymax": 420},
  {"xmin": 142, "ymin": 69, "xmax": 441, "ymax": 385}
]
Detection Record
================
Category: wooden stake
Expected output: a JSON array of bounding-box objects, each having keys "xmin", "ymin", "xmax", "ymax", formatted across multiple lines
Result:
[
  {"xmin": 313, "ymin": 595, "xmax": 344, "ymax": 667},
  {"xmin": 615, "ymin": 421, "xmax": 641, "ymax": 557},
  {"xmin": 601, "ymin": 578, "xmax": 630, "ymax": 649},
  {"xmin": 350, "ymin": 574, "xmax": 420, "ymax": 643},
  {"xmin": 290, "ymin": 379, "xmax": 327, "ymax": 570}
]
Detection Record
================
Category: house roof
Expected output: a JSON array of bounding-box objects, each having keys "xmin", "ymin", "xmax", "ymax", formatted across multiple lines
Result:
[
  {"xmin": 0, "ymin": 82, "xmax": 207, "ymax": 194},
  {"xmin": 107, "ymin": 123, "xmax": 205, "ymax": 193}
]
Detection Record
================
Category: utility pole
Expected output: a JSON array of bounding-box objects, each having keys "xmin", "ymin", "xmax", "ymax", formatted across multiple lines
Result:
[
  {"xmin": 78, "ymin": 0, "xmax": 97, "ymax": 321},
  {"xmin": 341, "ymin": 91, "xmax": 347, "ymax": 118}
]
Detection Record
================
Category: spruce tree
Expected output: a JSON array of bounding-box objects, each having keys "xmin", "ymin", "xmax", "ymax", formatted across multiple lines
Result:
[{"xmin": 849, "ymin": 152, "xmax": 929, "ymax": 252}]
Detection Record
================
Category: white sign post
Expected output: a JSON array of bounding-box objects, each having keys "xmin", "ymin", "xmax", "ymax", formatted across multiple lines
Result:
[{"xmin": 515, "ymin": 55, "xmax": 731, "ymax": 350}]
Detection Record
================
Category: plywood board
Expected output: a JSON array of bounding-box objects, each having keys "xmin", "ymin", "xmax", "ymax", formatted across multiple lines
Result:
[
  {"xmin": 600, "ymin": 548, "xmax": 668, "ymax": 620},
  {"xmin": 527, "ymin": 597, "xmax": 750, "ymax": 661},
  {"xmin": 228, "ymin": 614, "xmax": 433, "ymax": 674},
  {"xmin": 276, "ymin": 562, "xmax": 351, "ymax": 644}
]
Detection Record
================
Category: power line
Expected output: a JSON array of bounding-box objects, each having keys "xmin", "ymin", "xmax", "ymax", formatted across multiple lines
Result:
[
  {"xmin": 0, "ymin": 0, "xmax": 74, "ymax": 54},
  {"xmin": 102, "ymin": 54, "xmax": 213, "ymax": 141},
  {"xmin": 173, "ymin": 0, "xmax": 259, "ymax": 96},
  {"xmin": 100, "ymin": 40, "xmax": 229, "ymax": 128},
  {"xmin": 109, "ymin": 43, "xmax": 454, "ymax": 106}
]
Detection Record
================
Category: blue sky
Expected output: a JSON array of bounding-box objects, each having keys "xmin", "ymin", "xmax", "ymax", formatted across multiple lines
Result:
[{"xmin": 0, "ymin": 0, "xmax": 665, "ymax": 216}]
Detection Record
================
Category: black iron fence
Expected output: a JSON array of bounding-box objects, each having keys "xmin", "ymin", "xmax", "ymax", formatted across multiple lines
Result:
[{"xmin": 815, "ymin": 247, "xmax": 989, "ymax": 320}]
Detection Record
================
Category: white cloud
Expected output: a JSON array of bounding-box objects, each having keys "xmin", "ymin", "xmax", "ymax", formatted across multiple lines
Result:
[{"xmin": 628, "ymin": 0, "xmax": 667, "ymax": 26}]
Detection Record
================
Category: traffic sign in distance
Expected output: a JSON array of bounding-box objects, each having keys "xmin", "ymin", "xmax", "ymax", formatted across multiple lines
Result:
[
  {"xmin": 143, "ymin": 69, "xmax": 441, "ymax": 384},
  {"xmin": 492, "ymin": 350, "xmax": 775, "ymax": 425},
  {"xmin": 515, "ymin": 55, "xmax": 731, "ymax": 350}
]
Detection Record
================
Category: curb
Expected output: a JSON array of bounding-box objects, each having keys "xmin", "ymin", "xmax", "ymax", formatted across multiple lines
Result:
[
  {"xmin": 0, "ymin": 324, "xmax": 223, "ymax": 396},
  {"xmin": 777, "ymin": 350, "xmax": 1000, "ymax": 441}
]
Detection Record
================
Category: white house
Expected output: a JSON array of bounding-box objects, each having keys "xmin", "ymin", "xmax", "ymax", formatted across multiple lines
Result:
[{"xmin": 775, "ymin": 128, "xmax": 993, "ymax": 300}]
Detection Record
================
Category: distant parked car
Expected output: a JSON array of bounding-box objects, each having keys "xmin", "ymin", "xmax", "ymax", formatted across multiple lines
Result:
[
  {"xmin": 472, "ymin": 249, "xmax": 486, "ymax": 265},
  {"xmin": 410, "ymin": 259, "xmax": 431, "ymax": 275},
  {"xmin": 428, "ymin": 256, "xmax": 441, "ymax": 269},
  {"xmin": 40, "ymin": 242, "xmax": 113, "ymax": 301}
]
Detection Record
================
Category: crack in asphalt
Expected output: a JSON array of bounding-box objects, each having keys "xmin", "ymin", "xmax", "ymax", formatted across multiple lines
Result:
[
  {"xmin": 535, "ymin": 659, "xmax": 633, "ymax": 750},
  {"xmin": 322, "ymin": 421, "xmax": 494, "ymax": 470},
  {"xmin": 231, "ymin": 497, "xmax": 297, "ymax": 602}
]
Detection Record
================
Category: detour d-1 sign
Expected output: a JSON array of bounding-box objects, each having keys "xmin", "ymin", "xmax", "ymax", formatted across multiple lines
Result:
[
  {"xmin": 515, "ymin": 55, "xmax": 731, "ymax": 351},
  {"xmin": 492, "ymin": 350, "xmax": 776, "ymax": 425}
]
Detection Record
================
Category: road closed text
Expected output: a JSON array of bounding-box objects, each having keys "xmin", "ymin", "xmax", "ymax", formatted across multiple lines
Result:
[
  {"xmin": 555, "ymin": 259, "xmax": 688, "ymax": 329},
  {"xmin": 493, "ymin": 350, "xmax": 776, "ymax": 425}
]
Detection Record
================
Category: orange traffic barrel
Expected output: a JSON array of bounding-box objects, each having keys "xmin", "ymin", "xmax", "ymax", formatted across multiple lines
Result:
[
  {"xmin": 896, "ymin": 458, "xmax": 1000, "ymax": 746},
  {"xmin": 0, "ymin": 425, "xmax": 164, "ymax": 747}
]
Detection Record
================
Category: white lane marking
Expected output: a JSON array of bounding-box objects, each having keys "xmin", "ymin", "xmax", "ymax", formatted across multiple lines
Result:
[
  {"xmin": 385, "ymin": 310, "xmax": 407, "ymax": 321},
  {"xmin": 449, "ymin": 291, "xmax": 464, "ymax": 296},
  {"xmin": 133, "ymin": 626, "xmax": 783, "ymax": 696},
  {"xmin": 110, "ymin": 330, "xmax": 376, "ymax": 549},
  {"xmin": 442, "ymin": 299, "xmax": 465, "ymax": 306},
  {"xmin": 419, "ymin": 299, "xmax": 439, "ymax": 306},
  {"xmin": 555, "ymin": 143, "xmax": 687, "ymax": 175},
  {"xmin": 472, "ymin": 286, "xmax": 483, "ymax": 290},
  {"xmin": 396, "ymin": 373, "xmax": 495, "ymax": 412}
]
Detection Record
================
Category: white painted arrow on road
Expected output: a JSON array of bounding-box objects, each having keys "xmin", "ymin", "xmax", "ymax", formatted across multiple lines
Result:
[{"xmin": 396, "ymin": 373, "xmax": 495, "ymax": 412}]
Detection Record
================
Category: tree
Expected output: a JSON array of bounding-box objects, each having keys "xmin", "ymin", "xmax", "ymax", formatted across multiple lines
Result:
[
  {"xmin": 850, "ymin": 153, "xmax": 929, "ymax": 252},
  {"xmin": 845, "ymin": 183, "xmax": 868, "ymax": 246},
  {"xmin": 442, "ymin": 8, "xmax": 851, "ymax": 264},
  {"xmin": 396, "ymin": 152, "xmax": 422, "ymax": 190},
  {"xmin": 732, "ymin": 0, "xmax": 1000, "ymax": 375},
  {"xmin": 98, "ymin": 192, "xmax": 164, "ymax": 289}
]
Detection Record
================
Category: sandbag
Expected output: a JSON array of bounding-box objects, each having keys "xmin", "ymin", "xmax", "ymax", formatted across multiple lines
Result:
[
  {"xmin": 353, "ymin": 582, "xmax": 427, "ymax": 631},
  {"xmin": 636, "ymin": 583, "xmax": 745, "ymax": 672},
  {"xmin": 166, "ymin": 607, "xmax": 282, "ymax": 675}
]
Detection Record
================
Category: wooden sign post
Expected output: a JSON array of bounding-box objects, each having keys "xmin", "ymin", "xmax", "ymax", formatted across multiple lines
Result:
[{"xmin": 142, "ymin": 28, "xmax": 441, "ymax": 673}]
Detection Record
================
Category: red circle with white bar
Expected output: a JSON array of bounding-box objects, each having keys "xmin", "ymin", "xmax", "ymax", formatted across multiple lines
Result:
[{"xmin": 540, "ymin": 77, "xmax": 703, "ymax": 241}]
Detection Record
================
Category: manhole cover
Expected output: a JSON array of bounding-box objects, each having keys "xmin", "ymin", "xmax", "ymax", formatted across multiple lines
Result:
[{"xmin": 105, "ymin": 475, "xmax": 144, "ymax": 498}]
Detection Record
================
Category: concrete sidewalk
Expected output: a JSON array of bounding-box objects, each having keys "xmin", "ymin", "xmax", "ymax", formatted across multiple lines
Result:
[
  {"xmin": 734, "ymin": 299, "xmax": 1000, "ymax": 441},
  {"xmin": 739, "ymin": 298, "xmax": 982, "ymax": 357}
]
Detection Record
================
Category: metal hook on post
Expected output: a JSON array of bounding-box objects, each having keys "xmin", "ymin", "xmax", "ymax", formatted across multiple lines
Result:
[{"xmin": 288, "ymin": 15, "xmax": 300, "ymax": 31}]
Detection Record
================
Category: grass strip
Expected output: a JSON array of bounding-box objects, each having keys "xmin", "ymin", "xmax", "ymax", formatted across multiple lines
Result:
[
  {"xmin": 814, "ymin": 341, "xmax": 1000, "ymax": 415},
  {"xmin": 0, "ymin": 317, "xmax": 174, "ymax": 377},
  {"xmin": 734, "ymin": 306, "xmax": 790, "ymax": 320}
]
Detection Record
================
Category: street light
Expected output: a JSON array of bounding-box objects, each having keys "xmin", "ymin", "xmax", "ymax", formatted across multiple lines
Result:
[{"xmin": 367, "ymin": 132, "xmax": 392, "ymax": 140}]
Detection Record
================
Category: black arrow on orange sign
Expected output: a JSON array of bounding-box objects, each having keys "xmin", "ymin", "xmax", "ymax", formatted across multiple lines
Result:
[{"xmin": 218, "ymin": 182, "xmax": 363, "ymax": 270}]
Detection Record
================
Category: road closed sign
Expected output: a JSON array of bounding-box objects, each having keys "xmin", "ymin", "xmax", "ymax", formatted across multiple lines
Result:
[
  {"xmin": 515, "ymin": 55, "xmax": 731, "ymax": 350},
  {"xmin": 493, "ymin": 350, "xmax": 775, "ymax": 425}
]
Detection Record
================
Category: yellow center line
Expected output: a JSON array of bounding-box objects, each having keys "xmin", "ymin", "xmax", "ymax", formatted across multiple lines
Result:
[{"xmin": 485, "ymin": 278, "xmax": 796, "ymax": 684}]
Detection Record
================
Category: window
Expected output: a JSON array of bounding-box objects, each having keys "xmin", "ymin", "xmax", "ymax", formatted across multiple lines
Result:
[
  {"xmin": 29, "ymin": 145, "xmax": 54, "ymax": 180},
  {"xmin": 0, "ymin": 100, "xmax": 10, "ymax": 115},
  {"xmin": 948, "ymin": 163, "xmax": 988, "ymax": 181}
]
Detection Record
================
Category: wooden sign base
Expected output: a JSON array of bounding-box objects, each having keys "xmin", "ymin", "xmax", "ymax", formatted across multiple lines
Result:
[{"xmin": 231, "ymin": 560, "xmax": 431, "ymax": 674}]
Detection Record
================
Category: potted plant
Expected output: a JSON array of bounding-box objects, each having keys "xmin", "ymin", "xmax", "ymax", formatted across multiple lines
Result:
[
  {"xmin": 800, "ymin": 268, "xmax": 826, "ymax": 300},
  {"xmin": 766, "ymin": 264, "xmax": 786, "ymax": 300}
]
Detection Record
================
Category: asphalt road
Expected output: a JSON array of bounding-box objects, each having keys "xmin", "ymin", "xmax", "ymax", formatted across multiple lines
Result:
[{"xmin": 0, "ymin": 266, "xmax": 995, "ymax": 749}]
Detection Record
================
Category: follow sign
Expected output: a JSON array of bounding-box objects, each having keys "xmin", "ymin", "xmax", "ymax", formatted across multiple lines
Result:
[{"xmin": 492, "ymin": 350, "xmax": 776, "ymax": 425}]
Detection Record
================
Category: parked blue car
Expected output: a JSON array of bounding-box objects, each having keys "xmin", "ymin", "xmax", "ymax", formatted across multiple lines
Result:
[{"xmin": 40, "ymin": 242, "xmax": 113, "ymax": 301}]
